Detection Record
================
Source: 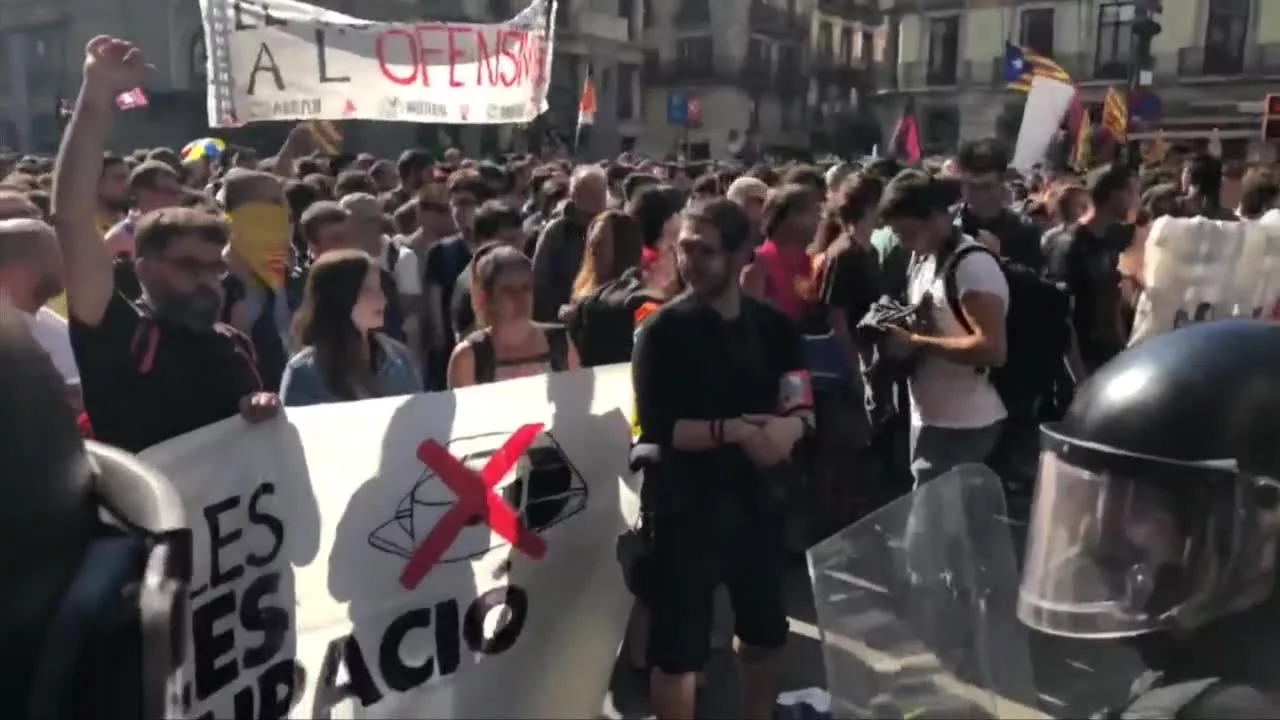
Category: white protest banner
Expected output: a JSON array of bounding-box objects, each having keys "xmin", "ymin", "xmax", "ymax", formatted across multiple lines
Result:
[
  {"xmin": 1011, "ymin": 76, "xmax": 1077, "ymax": 174},
  {"xmin": 139, "ymin": 365, "xmax": 638, "ymax": 719},
  {"xmin": 1129, "ymin": 215, "xmax": 1280, "ymax": 345},
  {"xmin": 198, "ymin": 0, "xmax": 557, "ymax": 127}
]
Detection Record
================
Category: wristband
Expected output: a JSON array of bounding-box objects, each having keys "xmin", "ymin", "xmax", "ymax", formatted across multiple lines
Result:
[{"xmin": 712, "ymin": 419, "xmax": 724, "ymax": 445}]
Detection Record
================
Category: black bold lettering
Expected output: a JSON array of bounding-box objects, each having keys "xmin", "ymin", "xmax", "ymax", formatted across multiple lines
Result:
[
  {"xmin": 240, "ymin": 572, "xmax": 289, "ymax": 671},
  {"xmin": 434, "ymin": 598, "xmax": 461, "ymax": 676},
  {"xmin": 315, "ymin": 29, "xmax": 350, "ymax": 84},
  {"xmin": 312, "ymin": 635, "xmax": 383, "ymax": 718},
  {"xmin": 233, "ymin": 1, "xmax": 257, "ymax": 30},
  {"xmin": 231, "ymin": 683, "xmax": 255, "ymax": 720},
  {"xmin": 464, "ymin": 586, "xmax": 528, "ymax": 655},
  {"xmin": 247, "ymin": 483, "xmax": 284, "ymax": 568},
  {"xmin": 191, "ymin": 590, "xmax": 239, "ymax": 701},
  {"xmin": 262, "ymin": 2, "xmax": 287, "ymax": 26},
  {"xmin": 257, "ymin": 658, "xmax": 304, "ymax": 720},
  {"xmin": 247, "ymin": 43, "xmax": 286, "ymax": 95},
  {"xmin": 379, "ymin": 608, "xmax": 436, "ymax": 691},
  {"xmin": 205, "ymin": 496, "xmax": 244, "ymax": 590}
]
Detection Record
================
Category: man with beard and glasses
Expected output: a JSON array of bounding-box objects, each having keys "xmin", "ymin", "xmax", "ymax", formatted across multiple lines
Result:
[
  {"xmin": 0, "ymin": 218, "xmax": 81, "ymax": 410},
  {"xmin": 632, "ymin": 198, "xmax": 813, "ymax": 720},
  {"xmin": 53, "ymin": 35, "xmax": 279, "ymax": 453}
]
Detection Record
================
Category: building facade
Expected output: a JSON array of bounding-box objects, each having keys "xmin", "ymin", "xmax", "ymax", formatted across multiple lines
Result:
[
  {"xmin": 877, "ymin": 0, "xmax": 1280, "ymax": 160},
  {"xmin": 0, "ymin": 0, "xmax": 647, "ymax": 156},
  {"xmin": 808, "ymin": 0, "xmax": 887, "ymax": 155},
  {"xmin": 636, "ymin": 0, "xmax": 885, "ymax": 159}
]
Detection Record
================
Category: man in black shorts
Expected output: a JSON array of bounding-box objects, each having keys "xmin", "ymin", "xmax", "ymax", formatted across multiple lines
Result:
[{"xmin": 632, "ymin": 198, "xmax": 813, "ymax": 719}]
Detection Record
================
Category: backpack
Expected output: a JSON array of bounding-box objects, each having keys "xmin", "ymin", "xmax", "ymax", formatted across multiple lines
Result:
[
  {"xmin": 470, "ymin": 323, "xmax": 571, "ymax": 384},
  {"xmin": 939, "ymin": 243, "xmax": 1073, "ymax": 419},
  {"xmin": 567, "ymin": 270, "xmax": 647, "ymax": 367}
]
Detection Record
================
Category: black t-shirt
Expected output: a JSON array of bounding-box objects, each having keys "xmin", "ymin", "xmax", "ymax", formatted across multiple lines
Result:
[
  {"xmin": 632, "ymin": 292, "xmax": 804, "ymax": 511},
  {"xmin": 1043, "ymin": 222, "xmax": 1125, "ymax": 371},
  {"xmin": 819, "ymin": 240, "xmax": 882, "ymax": 336},
  {"xmin": 423, "ymin": 234, "xmax": 473, "ymax": 341},
  {"xmin": 70, "ymin": 292, "xmax": 263, "ymax": 453},
  {"xmin": 450, "ymin": 259, "xmax": 476, "ymax": 340}
]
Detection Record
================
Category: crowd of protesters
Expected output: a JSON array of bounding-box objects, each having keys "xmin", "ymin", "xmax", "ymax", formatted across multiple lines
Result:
[{"xmin": 3, "ymin": 33, "xmax": 1280, "ymax": 720}]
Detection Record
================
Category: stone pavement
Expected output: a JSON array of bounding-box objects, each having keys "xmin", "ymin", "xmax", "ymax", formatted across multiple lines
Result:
[{"xmin": 601, "ymin": 550, "xmax": 1145, "ymax": 719}]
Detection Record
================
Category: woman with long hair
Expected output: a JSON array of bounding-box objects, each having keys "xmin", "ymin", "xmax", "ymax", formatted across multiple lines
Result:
[
  {"xmin": 448, "ymin": 244, "xmax": 581, "ymax": 387},
  {"xmin": 569, "ymin": 209, "xmax": 643, "ymax": 304},
  {"xmin": 279, "ymin": 249, "xmax": 420, "ymax": 406},
  {"xmin": 564, "ymin": 186, "xmax": 683, "ymax": 367}
]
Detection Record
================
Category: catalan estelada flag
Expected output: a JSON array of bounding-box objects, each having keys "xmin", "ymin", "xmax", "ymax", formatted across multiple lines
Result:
[
  {"xmin": 1143, "ymin": 130, "xmax": 1169, "ymax": 166},
  {"xmin": 1101, "ymin": 87, "xmax": 1128, "ymax": 141},
  {"xmin": 1004, "ymin": 42, "xmax": 1072, "ymax": 93},
  {"xmin": 1072, "ymin": 110, "xmax": 1093, "ymax": 173}
]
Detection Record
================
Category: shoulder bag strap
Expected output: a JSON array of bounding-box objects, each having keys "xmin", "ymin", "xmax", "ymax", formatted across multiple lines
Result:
[
  {"xmin": 544, "ymin": 324, "xmax": 570, "ymax": 372},
  {"xmin": 940, "ymin": 244, "xmax": 994, "ymax": 334},
  {"xmin": 469, "ymin": 330, "xmax": 496, "ymax": 384}
]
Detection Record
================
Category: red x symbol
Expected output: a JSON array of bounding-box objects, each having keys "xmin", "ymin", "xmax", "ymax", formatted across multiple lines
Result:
[{"xmin": 399, "ymin": 423, "xmax": 548, "ymax": 590}]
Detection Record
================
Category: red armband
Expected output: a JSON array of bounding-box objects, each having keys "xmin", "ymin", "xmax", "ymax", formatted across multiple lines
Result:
[{"xmin": 778, "ymin": 370, "xmax": 814, "ymax": 414}]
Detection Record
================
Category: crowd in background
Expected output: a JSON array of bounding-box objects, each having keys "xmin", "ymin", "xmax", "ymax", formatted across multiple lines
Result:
[{"xmin": 3, "ymin": 34, "xmax": 1280, "ymax": 720}]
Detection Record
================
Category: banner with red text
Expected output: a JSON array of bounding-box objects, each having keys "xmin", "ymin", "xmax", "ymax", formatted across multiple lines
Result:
[
  {"xmin": 199, "ymin": 0, "xmax": 556, "ymax": 127},
  {"xmin": 139, "ymin": 365, "xmax": 638, "ymax": 718}
]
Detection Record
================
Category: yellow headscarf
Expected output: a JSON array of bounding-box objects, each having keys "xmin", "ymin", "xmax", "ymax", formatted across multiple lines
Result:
[{"xmin": 227, "ymin": 202, "xmax": 291, "ymax": 290}]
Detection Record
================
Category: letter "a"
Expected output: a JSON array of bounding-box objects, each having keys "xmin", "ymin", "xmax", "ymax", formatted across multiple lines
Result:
[
  {"xmin": 247, "ymin": 43, "xmax": 285, "ymax": 95},
  {"xmin": 311, "ymin": 635, "xmax": 382, "ymax": 718}
]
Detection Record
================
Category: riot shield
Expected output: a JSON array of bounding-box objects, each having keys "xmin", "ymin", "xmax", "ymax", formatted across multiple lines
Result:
[{"xmin": 806, "ymin": 464, "xmax": 1039, "ymax": 719}]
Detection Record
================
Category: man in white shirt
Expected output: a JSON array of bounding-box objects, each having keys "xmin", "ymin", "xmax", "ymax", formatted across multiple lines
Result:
[
  {"xmin": 878, "ymin": 172, "xmax": 1009, "ymax": 486},
  {"xmin": 0, "ymin": 218, "xmax": 83, "ymax": 410}
]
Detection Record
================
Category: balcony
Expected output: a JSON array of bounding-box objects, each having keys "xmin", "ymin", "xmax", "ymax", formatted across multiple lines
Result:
[
  {"xmin": 563, "ymin": 9, "xmax": 631, "ymax": 43},
  {"xmin": 1178, "ymin": 44, "xmax": 1280, "ymax": 79},
  {"xmin": 813, "ymin": 54, "xmax": 867, "ymax": 86},
  {"xmin": 673, "ymin": 0, "xmax": 711, "ymax": 28},
  {"xmin": 900, "ymin": 60, "xmax": 970, "ymax": 89},
  {"xmin": 816, "ymin": 0, "xmax": 884, "ymax": 24},
  {"xmin": 748, "ymin": 0, "xmax": 807, "ymax": 40},
  {"xmin": 649, "ymin": 59, "xmax": 781, "ymax": 91}
]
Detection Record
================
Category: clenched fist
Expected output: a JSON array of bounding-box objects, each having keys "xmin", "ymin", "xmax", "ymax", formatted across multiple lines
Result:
[{"xmin": 82, "ymin": 35, "xmax": 150, "ymax": 98}]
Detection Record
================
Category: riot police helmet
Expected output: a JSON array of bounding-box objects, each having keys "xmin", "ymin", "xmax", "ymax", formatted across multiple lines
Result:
[
  {"xmin": 1018, "ymin": 320, "xmax": 1280, "ymax": 639},
  {"xmin": 0, "ymin": 305, "xmax": 190, "ymax": 718}
]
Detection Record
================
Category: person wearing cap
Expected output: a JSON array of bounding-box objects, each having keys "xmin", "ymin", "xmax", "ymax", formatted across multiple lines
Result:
[{"xmin": 340, "ymin": 193, "xmax": 421, "ymax": 357}]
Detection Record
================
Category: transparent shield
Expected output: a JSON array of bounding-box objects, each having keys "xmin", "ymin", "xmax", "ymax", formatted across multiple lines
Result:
[{"xmin": 806, "ymin": 464, "xmax": 1039, "ymax": 719}]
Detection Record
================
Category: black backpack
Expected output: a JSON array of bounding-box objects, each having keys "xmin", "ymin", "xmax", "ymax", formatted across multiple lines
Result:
[{"xmin": 939, "ymin": 243, "xmax": 1073, "ymax": 419}]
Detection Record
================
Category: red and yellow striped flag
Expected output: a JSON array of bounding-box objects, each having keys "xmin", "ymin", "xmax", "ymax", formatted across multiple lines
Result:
[{"xmin": 1101, "ymin": 87, "xmax": 1128, "ymax": 142}]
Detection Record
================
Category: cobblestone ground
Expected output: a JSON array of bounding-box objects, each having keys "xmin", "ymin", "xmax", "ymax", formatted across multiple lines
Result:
[{"xmin": 602, "ymin": 515, "xmax": 1146, "ymax": 719}]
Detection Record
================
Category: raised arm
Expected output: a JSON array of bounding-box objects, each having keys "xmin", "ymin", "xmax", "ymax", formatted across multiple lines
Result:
[{"xmin": 54, "ymin": 36, "xmax": 147, "ymax": 326}]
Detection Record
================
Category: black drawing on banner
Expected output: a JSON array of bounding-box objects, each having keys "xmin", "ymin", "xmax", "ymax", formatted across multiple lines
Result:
[{"xmin": 367, "ymin": 430, "xmax": 589, "ymax": 567}]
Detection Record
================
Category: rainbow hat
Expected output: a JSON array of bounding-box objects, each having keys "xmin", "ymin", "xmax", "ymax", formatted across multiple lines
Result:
[{"xmin": 181, "ymin": 137, "xmax": 226, "ymax": 164}]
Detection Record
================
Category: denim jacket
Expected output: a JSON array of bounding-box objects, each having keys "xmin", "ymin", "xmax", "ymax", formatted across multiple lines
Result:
[{"xmin": 279, "ymin": 333, "xmax": 421, "ymax": 407}]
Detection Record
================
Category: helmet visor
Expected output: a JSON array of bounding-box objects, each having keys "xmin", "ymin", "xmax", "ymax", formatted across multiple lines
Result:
[{"xmin": 1017, "ymin": 447, "xmax": 1215, "ymax": 638}]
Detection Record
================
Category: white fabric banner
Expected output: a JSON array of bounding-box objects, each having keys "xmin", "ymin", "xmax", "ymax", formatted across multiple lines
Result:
[
  {"xmin": 198, "ymin": 0, "xmax": 556, "ymax": 127},
  {"xmin": 1011, "ymin": 77, "xmax": 1077, "ymax": 174},
  {"xmin": 1130, "ymin": 215, "xmax": 1280, "ymax": 345},
  {"xmin": 139, "ymin": 365, "xmax": 638, "ymax": 719}
]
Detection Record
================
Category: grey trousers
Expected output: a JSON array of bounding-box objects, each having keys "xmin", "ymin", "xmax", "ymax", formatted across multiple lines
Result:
[{"xmin": 908, "ymin": 422, "xmax": 1003, "ymax": 488}]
